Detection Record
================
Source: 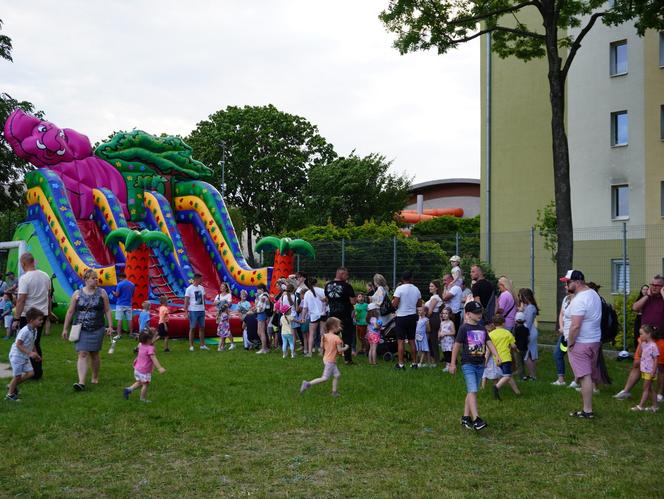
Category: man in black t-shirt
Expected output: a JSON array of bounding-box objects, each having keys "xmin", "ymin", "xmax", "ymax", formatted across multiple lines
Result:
[
  {"xmin": 471, "ymin": 265, "xmax": 495, "ymax": 320},
  {"xmin": 325, "ymin": 267, "xmax": 356, "ymax": 364}
]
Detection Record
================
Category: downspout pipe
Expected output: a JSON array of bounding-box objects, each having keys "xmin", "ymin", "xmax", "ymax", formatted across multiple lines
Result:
[{"xmin": 485, "ymin": 32, "xmax": 492, "ymax": 264}]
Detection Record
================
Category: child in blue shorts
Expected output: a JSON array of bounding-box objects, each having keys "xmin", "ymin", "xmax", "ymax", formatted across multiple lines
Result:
[
  {"xmin": 6, "ymin": 308, "xmax": 43, "ymax": 401},
  {"xmin": 450, "ymin": 301, "xmax": 500, "ymax": 431}
]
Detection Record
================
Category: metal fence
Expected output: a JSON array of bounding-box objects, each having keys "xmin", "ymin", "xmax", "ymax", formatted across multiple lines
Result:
[{"xmin": 260, "ymin": 222, "xmax": 664, "ymax": 328}]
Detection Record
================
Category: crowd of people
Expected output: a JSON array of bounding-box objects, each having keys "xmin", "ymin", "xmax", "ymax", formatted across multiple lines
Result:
[{"xmin": 3, "ymin": 253, "xmax": 664, "ymax": 427}]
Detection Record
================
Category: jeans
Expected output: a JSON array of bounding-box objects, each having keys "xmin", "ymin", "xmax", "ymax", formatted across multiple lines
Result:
[
  {"xmin": 461, "ymin": 363, "xmax": 484, "ymax": 393},
  {"xmin": 282, "ymin": 333, "xmax": 295, "ymax": 353},
  {"xmin": 553, "ymin": 336, "xmax": 566, "ymax": 377}
]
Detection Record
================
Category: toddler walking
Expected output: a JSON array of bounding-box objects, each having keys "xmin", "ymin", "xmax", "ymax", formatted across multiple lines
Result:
[
  {"xmin": 300, "ymin": 317, "xmax": 348, "ymax": 397},
  {"xmin": 415, "ymin": 305, "xmax": 431, "ymax": 367},
  {"xmin": 5, "ymin": 308, "xmax": 43, "ymax": 401},
  {"xmin": 281, "ymin": 306, "xmax": 296, "ymax": 358},
  {"xmin": 123, "ymin": 330, "xmax": 166, "ymax": 403}
]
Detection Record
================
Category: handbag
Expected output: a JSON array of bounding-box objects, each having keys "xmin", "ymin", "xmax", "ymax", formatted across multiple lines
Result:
[
  {"xmin": 69, "ymin": 324, "xmax": 81, "ymax": 342},
  {"xmin": 379, "ymin": 291, "xmax": 395, "ymax": 316}
]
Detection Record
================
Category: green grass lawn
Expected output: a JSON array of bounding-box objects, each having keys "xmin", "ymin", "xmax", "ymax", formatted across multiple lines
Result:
[{"xmin": 1, "ymin": 324, "xmax": 662, "ymax": 498}]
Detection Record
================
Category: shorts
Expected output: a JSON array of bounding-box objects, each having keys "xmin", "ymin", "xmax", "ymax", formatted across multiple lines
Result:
[
  {"xmin": 500, "ymin": 361, "xmax": 513, "ymax": 377},
  {"xmin": 641, "ymin": 372, "xmax": 657, "ymax": 381},
  {"xmin": 461, "ymin": 363, "xmax": 484, "ymax": 393},
  {"xmin": 157, "ymin": 323, "xmax": 168, "ymax": 338},
  {"xmin": 4, "ymin": 315, "xmax": 12, "ymax": 329},
  {"xmin": 568, "ymin": 342, "xmax": 601, "ymax": 382},
  {"xmin": 256, "ymin": 312, "xmax": 266, "ymax": 322},
  {"xmin": 9, "ymin": 356, "xmax": 33, "ymax": 377},
  {"xmin": 395, "ymin": 314, "xmax": 417, "ymax": 341},
  {"xmin": 321, "ymin": 361, "xmax": 341, "ymax": 380},
  {"xmin": 188, "ymin": 311, "xmax": 205, "ymax": 328},
  {"xmin": 115, "ymin": 306, "xmax": 132, "ymax": 321},
  {"xmin": 134, "ymin": 369, "xmax": 152, "ymax": 383},
  {"xmin": 309, "ymin": 314, "xmax": 321, "ymax": 324}
]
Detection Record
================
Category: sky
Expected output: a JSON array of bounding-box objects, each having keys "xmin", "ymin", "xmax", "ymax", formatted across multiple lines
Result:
[{"xmin": 2, "ymin": 0, "xmax": 480, "ymax": 184}]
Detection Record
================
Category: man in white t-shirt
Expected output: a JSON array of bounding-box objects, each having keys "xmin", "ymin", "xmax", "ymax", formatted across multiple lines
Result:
[
  {"xmin": 561, "ymin": 269, "xmax": 602, "ymax": 419},
  {"xmin": 442, "ymin": 274, "xmax": 463, "ymax": 328},
  {"xmin": 392, "ymin": 270, "xmax": 422, "ymax": 370},
  {"xmin": 184, "ymin": 273, "xmax": 207, "ymax": 351},
  {"xmin": 12, "ymin": 252, "xmax": 51, "ymax": 380}
]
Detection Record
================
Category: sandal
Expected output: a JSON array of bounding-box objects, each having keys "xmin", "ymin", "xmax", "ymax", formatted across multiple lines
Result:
[
  {"xmin": 73, "ymin": 383, "xmax": 86, "ymax": 392},
  {"xmin": 631, "ymin": 405, "xmax": 645, "ymax": 412},
  {"xmin": 569, "ymin": 410, "xmax": 594, "ymax": 419}
]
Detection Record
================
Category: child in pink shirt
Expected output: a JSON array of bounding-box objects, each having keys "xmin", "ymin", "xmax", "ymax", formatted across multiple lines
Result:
[
  {"xmin": 123, "ymin": 330, "xmax": 166, "ymax": 403},
  {"xmin": 632, "ymin": 325, "xmax": 659, "ymax": 412}
]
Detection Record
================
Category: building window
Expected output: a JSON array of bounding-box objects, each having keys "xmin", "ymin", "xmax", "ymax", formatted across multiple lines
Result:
[
  {"xmin": 611, "ymin": 111, "xmax": 628, "ymax": 146},
  {"xmin": 660, "ymin": 33, "xmax": 664, "ymax": 67},
  {"xmin": 661, "ymin": 105, "xmax": 664, "ymax": 140},
  {"xmin": 610, "ymin": 40, "xmax": 628, "ymax": 75},
  {"xmin": 612, "ymin": 259, "xmax": 630, "ymax": 294},
  {"xmin": 612, "ymin": 184, "xmax": 629, "ymax": 219}
]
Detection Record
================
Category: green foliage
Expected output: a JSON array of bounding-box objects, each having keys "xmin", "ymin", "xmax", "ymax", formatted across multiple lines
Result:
[
  {"xmin": 411, "ymin": 216, "xmax": 480, "ymax": 260},
  {"xmin": 227, "ymin": 205, "xmax": 246, "ymax": 241},
  {"xmin": 612, "ymin": 292, "xmax": 640, "ymax": 350},
  {"xmin": 185, "ymin": 105, "xmax": 336, "ymax": 240},
  {"xmin": 535, "ymin": 201, "xmax": 558, "ymax": 263},
  {"xmin": 301, "ymin": 153, "xmax": 411, "ymax": 227},
  {"xmin": 287, "ymin": 220, "xmax": 402, "ymax": 242}
]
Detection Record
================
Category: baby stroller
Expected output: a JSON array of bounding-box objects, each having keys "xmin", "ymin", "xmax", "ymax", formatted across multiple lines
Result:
[{"xmin": 376, "ymin": 316, "xmax": 413, "ymax": 362}]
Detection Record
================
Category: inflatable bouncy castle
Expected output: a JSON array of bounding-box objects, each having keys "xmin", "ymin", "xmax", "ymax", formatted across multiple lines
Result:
[{"xmin": 3, "ymin": 110, "xmax": 276, "ymax": 336}]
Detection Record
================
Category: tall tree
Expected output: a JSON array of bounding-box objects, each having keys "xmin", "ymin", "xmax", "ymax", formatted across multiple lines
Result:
[
  {"xmin": 186, "ymin": 105, "xmax": 336, "ymax": 264},
  {"xmin": 380, "ymin": 0, "xmax": 664, "ymax": 306},
  {"xmin": 0, "ymin": 19, "xmax": 43, "ymax": 210},
  {"xmin": 302, "ymin": 153, "xmax": 411, "ymax": 227}
]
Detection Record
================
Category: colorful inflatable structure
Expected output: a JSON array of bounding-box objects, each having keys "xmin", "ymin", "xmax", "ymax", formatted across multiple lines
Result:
[{"xmin": 3, "ymin": 110, "xmax": 278, "ymax": 336}]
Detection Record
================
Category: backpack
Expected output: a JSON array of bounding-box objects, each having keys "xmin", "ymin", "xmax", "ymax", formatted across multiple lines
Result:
[
  {"xmin": 379, "ymin": 290, "xmax": 395, "ymax": 316},
  {"xmin": 599, "ymin": 296, "xmax": 619, "ymax": 344}
]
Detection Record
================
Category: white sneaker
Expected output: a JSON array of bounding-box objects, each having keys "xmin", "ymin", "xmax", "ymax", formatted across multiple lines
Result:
[
  {"xmin": 189, "ymin": 346, "xmax": 194, "ymax": 352},
  {"xmin": 291, "ymin": 353, "xmax": 296, "ymax": 358},
  {"xmin": 613, "ymin": 390, "xmax": 631, "ymax": 400},
  {"xmin": 229, "ymin": 343, "xmax": 235, "ymax": 350},
  {"xmin": 568, "ymin": 381, "xmax": 579, "ymax": 389},
  {"xmin": 442, "ymin": 366, "xmax": 450, "ymax": 373},
  {"xmin": 657, "ymin": 394, "xmax": 663, "ymax": 403},
  {"xmin": 551, "ymin": 380, "xmax": 566, "ymax": 386},
  {"xmin": 200, "ymin": 345, "xmax": 209, "ymax": 351},
  {"xmin": 282, "ymin": 354, "xmax": 286, "ymax": 359}
]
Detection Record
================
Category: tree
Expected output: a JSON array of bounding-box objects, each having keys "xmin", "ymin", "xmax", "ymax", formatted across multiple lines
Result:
[
  {"xmin": 535, "ymin": 200, "xmax": 558, "ymax": 262},
  {"xmin": 380, "ymin": 0, "xmax": 664, "ymax": 306},
  {"xmin": 186, "ymin": 105, "xmax": 336, "ymax": 264},
  {"xmin": 302, "ymin": 153, "xmax": 412, "ymax": 227},
  {"xmin": 0, "ymin": 19, "xmax": 43, "ymax": 210},
  {"xmin": 254, "ymin": 236, "xmax": 315, "ymax": 294},
  {"xmin": 105, "ymin": 228, "xmax": 174, "ymax": 308}
]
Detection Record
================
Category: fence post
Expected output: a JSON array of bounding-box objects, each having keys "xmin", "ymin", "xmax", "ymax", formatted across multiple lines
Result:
[
  {"xmin": 620, "ymin": 222, "xmax": 629, "ymax": 356},
  {"xmin": 455, "ymin": 232, "xmax": 460, "ymax": 256},
  {"xmin": 530, "ymin": 226, "xmax": 535, "ymax": 291},
  {"xmin": 341, "ymin": 238, "xmax": 345, "ymax": 267},
  {"xmin": 392, "ymin": 236, "xmax": 397, "ymax": 289}
]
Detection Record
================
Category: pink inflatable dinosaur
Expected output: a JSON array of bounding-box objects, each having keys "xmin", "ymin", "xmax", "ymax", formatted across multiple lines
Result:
[{"xmin": 4, "ymin": 109, "xmax": 128, "ymax": 219}]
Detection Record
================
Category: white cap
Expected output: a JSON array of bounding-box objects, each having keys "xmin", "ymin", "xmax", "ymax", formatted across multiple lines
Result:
[{"xmin": 450, "ymin": 255, "xmax": 461, "ymax": 263}]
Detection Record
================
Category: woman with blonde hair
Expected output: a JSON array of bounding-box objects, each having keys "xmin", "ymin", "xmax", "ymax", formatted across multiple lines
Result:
[
  {"xmin": 370, "ymin": 273, "xmax": 392, "ymax": 324},
  {"xmin": 496, "ymin": 276, "xmax": 517, "ymax": 331}
]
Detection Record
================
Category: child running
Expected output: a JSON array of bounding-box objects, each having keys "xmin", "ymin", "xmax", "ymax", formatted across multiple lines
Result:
[
  {"xmin": 300, "ymin": 317, "xmax": 349, "ymax": 397},
  {"xmin": 439, "ymin": 307, "xmax": 456, "ymax": 373},
  {"xmin": 488, "ymin": 314, "xmax": 521, "ymax": 400},
  {"xmin": 450, "ymin": 301, "xmax": 500, "ymax": 431},
  {"xmin": 632, "ymin": 325, "xmax": 659, "ymax": 412},
  {"xmin": 5, "ymin": 307, "xmax": 43, "ymax": 401},
  {"xmin": 415, "ymin": 305, "xmax": 431, "ymax": 367},
  {"xmin": 123, "ymin": 330, "xmax": 166, "ymax": 403},
  {"xmin": 366, "ymin": 304, "xmax": 382, "ymax": 365},
  {"xmin": 217, "ymin": 303, "xmax": 233, "ymax": 351},
  {"xmin": 157, "ymin": 296, "xmax": 170, "ymax": 352}
]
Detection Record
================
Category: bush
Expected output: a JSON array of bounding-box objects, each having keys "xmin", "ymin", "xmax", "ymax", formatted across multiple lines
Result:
[
  {"xmin": 612, "ymin": 292, "xmax": 640, "ymax": 350},
  {"xmin": 411, "ymin": 216, "xmax": 480, "ymax": 261}
]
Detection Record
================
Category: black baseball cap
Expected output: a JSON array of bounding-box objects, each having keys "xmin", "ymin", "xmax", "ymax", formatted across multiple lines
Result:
[
  {"xmin": 559, "ymin": 270, "xmax": 585, "ymax": 282},
  {"xmin": 464, "ymin": 301, "xmax": 483, "ymax": 314}
]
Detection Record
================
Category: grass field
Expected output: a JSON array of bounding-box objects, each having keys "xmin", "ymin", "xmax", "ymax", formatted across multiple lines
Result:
[{"xmin": 1, "ymin": 324, "xmax": 662, "ymax": 498}]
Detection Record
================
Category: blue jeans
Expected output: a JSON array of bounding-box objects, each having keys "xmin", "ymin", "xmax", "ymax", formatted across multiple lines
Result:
[
  {"xmin": 282, "ymin": 333, "xmax": 295, "ymax": 353},
  {"xmin": 461, "ymin": 363, "xmax": 485, "ymax": 393},
  {"xmin": 553, "ymin": 336, "xmax": 566, "ymax": 377},
  {"xmin": 188, "ymin": 311, "xmax": 205, "ymax": 329}
]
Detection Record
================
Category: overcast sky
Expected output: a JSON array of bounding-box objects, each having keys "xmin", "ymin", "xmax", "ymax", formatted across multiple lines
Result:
[{"xmin": 2, "ymin": 0, "xmax": 479, "ymax": 184}]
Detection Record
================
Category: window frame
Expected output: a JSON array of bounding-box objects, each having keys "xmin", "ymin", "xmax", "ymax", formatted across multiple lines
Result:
[
  {"xmin": 611, "ymin": 259, "xmax": 630, "ymax": 295},
  {"xmin": 611, "ymin": 184, "xmax": 629, "ymax": 220},
  {"xmin": 611, "ymin": 110, "xmax": 628, "ymax": 147},
  {"xmin": 609, "ymin": 40, "xmax": 628, "ymax": 76}
]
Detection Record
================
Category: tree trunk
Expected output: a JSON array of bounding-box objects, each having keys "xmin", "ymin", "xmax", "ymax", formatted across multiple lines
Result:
[
  {"xmin": 544, "ymin": 15, "xmax": 574, "ymax": 311},
  {"xmin": 246, "ymin": 225, "xmax": 255, "ymax": 267}
]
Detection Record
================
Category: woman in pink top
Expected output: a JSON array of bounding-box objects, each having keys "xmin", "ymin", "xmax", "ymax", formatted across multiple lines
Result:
[
  {"xmin": 122, "ymin": 330, "xmax": 166, "ymax": 403},
  {"xmin": 497, "ymin": 276, "xmax": 517, "ymax": 330}
]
